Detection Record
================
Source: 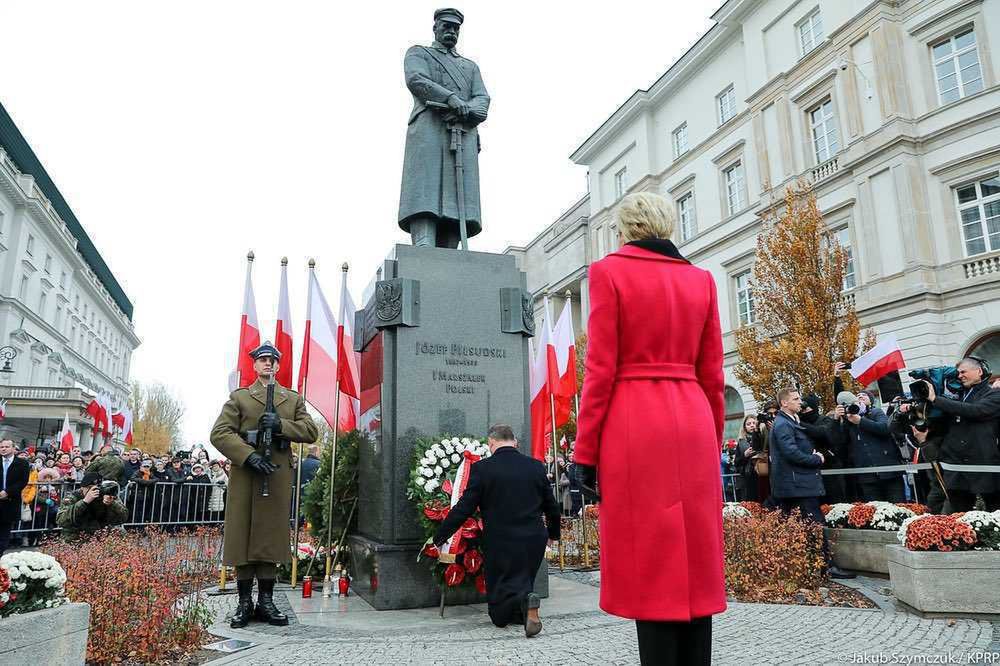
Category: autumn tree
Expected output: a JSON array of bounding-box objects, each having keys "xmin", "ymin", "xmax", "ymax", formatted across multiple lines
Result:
[
  {"xmin": 130, "ymin": 381, "xmax": 186, "ymax": 455},
  {"xmin": 734, "ymin": 183, "xmax": 873, "ymax": 409}
]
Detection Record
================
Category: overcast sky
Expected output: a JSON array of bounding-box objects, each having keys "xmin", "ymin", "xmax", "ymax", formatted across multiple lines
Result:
[{"xmin": 2, "ymin": 1, "xmax": 716, "ymax": 445}]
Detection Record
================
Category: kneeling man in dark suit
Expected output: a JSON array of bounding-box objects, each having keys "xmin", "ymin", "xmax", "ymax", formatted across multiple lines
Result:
[{"xmin": 433, "ymin": 424, "xmax": 560, "ymax": 637}]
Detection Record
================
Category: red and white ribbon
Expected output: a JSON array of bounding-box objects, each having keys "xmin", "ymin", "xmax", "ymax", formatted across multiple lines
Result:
[{"xmin": 442, "ymin": 450, "xmax": 481, "ymax": 558}]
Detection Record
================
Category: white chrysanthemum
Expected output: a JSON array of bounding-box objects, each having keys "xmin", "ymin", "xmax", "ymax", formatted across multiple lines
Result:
[
  {"xmin": 434, "ymin": 466, "xmax": 443, "ymax": 476},
  {"xmin": 444, "ymin": 444, "xmax": 455, "ymax": 455},
  {"xmin": 440, "ymin": 439, "xmax": 450, "ymax": 446},
  {"xmin": 869, "ymin": 501, "xmax": 915, "ymax": 531},
  {"xmin": 455, "ymin": 442, "xmax": 465, "ymax": 453},
  {"xmin": 823, "ymin": 503, "xmax": 854, "ymax": 527},
  {"xmin": 420, "ymin": 467, "xmax": 434, "ymax": 478},
  {"xmin": 425, "ymin": 452, "xmax": 437, "ymax": 464},
  {"xmin": 425, "ymin": 479, "xmax": 439, "ymax": 492},
  {"xmin": 461, "ymin": 437, "xmax": 471, "ymax": 446},
  {"xmin": 415, "ymin": 477, "xmax": 426, "ymax": 487},
  {"xmin": 451, "ymin": 454, "xmax": 461, "ymax": 463},
  {"xmin": 451, "ymin": 437, "xmax": 461, "ymax": 446},
  {"xmin": 958, "ymin": 510, "xmax": 997, "ymax": 526},
  {"xmin": 440, "ymin": 459, "xmax": 450, "ymax": 469},
  {"xmin": 722, "ymin": 503, "xmax": 751, "ymax": 519}
]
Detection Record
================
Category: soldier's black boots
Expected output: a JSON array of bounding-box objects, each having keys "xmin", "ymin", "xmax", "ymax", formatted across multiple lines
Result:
[
  {"xmin": 230, "ymin": 579, "xmax": 255, "ymax": 629},
  {"xmin": 255, "ymin": 579, "xmax": 289, "ymax": 626}
]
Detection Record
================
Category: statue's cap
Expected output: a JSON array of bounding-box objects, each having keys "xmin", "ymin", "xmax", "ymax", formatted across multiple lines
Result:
[
  {"xmin": 434, "ymin": 8, "xmax": 464, "ymax": 25},
  {"xmin": 249, "ymin": 341, "xmax": 281, "ymax": 361}
]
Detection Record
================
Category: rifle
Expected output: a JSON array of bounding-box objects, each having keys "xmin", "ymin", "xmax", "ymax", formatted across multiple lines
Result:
[{"xmin": 261, "ymin": 377, "xmax": 276, "ymax": 497}]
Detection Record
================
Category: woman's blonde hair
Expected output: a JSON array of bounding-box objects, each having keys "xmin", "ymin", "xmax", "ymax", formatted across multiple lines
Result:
[{"xmin": 616, "ymin": 192, "xmax": 676, "ymax": 243}]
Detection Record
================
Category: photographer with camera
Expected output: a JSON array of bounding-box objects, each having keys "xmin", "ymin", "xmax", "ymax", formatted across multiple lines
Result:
[
  {"xmin": 832, "ymin": 387, "xmax": 906, "ymax": 503},
  {"xmin": 55, "ymin": 471, "xmax": 127, "ymax": 541},
  {"xmin": 918, "ymin": 356, "xmax": 1000, "ymax": 512},
  {"xmin": 889, "ymin": 398, "xmax": 946, "ymax": 513}
]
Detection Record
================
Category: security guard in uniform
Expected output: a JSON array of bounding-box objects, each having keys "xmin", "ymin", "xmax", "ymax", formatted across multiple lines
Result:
[{"xmin": 210, "ymin": 342, "xmax": 319, "ymax": 628}]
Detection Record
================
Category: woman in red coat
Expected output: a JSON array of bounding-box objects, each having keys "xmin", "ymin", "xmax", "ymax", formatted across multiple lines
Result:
[{"xmin": 574, "ymin": 192, "xmax": 726, "ymax": 665}]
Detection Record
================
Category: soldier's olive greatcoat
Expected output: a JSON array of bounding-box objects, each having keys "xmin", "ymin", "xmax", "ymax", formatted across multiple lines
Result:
[
  {"xmin": 210, "ymin": 379, "xmax": 318, "ymax": 566},
  {"xmin": 398, "ymin": 42, "xmax": 489, "ymax": 237}
]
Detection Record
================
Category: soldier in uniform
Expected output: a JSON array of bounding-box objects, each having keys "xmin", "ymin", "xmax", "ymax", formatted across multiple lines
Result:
[
  {"xmin": 55, "ymin": 471, "xmax": 128, "ymax": 541},
  {"xmin": 398, "ymin": 8, "xmax": 490, "ymax": 247},
  {"xmin": 210, "ymin": 342, "xmax": 319, "ymax": 628}
]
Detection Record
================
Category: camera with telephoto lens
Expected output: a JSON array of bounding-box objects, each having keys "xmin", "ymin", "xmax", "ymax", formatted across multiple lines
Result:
[
  {"xmin": 756, "ymin": 412, "xmax": 773, "ymax": 425},
  {"xmin": 99, "ymin": 480, "xmax": 120, "ymax": 498},
  {"xmin": 846, "ymin": 403, "xmax": 862, "ymax": 415}
]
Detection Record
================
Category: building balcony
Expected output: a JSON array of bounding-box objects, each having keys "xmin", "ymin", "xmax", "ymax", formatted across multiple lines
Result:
[
  {"xmin": 0, "ymin": 385, "xmax": 97, "ymax": 450},
  {"xmin": 809, "ymin": 156, "xmax": 840, "ymax": 185}
]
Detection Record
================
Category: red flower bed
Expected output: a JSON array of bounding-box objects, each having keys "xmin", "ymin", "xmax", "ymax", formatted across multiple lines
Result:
[
  {"xmin": 847, "ymin": 503, "xmax": 875, "ymax": 529},
  {"xmin": 904, "ymin": 515, "xmax": 977, "ymax": 552},
  {"xmin": 820, "ymin": 504, "xmax": 832, "ymax": 516},
  {"xmin": 896, "ymin": 502, "xmax": 928, "ymax": 515},
  {"xmin": 740, "ymin": 501, "xmax": 766, "ymax": 517}
]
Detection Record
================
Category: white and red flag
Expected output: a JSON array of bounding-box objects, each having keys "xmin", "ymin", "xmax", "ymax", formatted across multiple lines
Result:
[
  {"xmin": 850, "ymin": 333, "xmax": 906, "ymax": 387},
  {"xmin": 543, "ymin": 297, "xmax": 572, "ymax": 432},
  {"xmin": 0, "ymin": 399, "xmax": 6, "ymax": 420},
  {"xmin": 336, "ymin": 267, "xmax": 360, "ymax": 433},
  {"xmin": 58, "ymin": 413, "xmax": 75, "ymax": 453},
  {"xmin": 297, "ymin": 264, "xmax": 340, "ymax": 430},
  {"xmin": 440, "ymin": 450, "xmax": 482, "ymax": 561},
  {"xmin": 112, "ymin": 405, "xmax": 134, "ymax": 445},
  {"xmin": 86, "ymin": 393, "xmax": 110, "ymax": 435},
  {"xmin": 274, "ymin": 258, "xmax": 294, "ymax": 388},
  {"xmin": 232, "ymin": 253, "xmax": 260, "ymax": 390},
  {"xmin": 529, "ymin": 329, "xmax": 551, "ymax": 462}
]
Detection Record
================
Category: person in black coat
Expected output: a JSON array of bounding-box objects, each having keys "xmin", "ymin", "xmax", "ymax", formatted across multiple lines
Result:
[
  {"xmin": 923, "ymin": 357, "xmax": 1000, "ymax": 511},
  {"xmin": 433, "ymin": 424, "xmax": 561, "ymax": 638},
  {"xmin": 832, "ymin": 391, "xmax": 906, "ymax": 502},
  {"xmin": 0, "ymin": 439, "xmax": 31, "ymax": 555}
]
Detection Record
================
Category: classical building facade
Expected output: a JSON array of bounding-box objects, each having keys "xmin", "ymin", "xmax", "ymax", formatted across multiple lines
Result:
[
  {"xmin": 507, "ymin": 0, "xmax": 1000, "ymax": 440},
  {"xmin": 0, "ymin": 101, "xmax": 139, "ymax": 450}
]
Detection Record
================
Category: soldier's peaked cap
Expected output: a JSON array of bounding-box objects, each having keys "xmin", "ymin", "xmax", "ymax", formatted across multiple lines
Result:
[
  {"xmin": 434, "ymin": 8, "xmax": 464, "ymax": 24},
  {"xmin": 249, "ymin": 341, "xmax": 281, "ymax": 361}
]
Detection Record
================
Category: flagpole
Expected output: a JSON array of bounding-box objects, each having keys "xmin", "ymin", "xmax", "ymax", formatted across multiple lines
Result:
[
  {"xmin": 291, "ymin": 373, "xmax": 307, "ymax": 589},
  {"xmin": 565, "ymin": 290, "xmax": 581, "ymax": 420},
  {"xmin": 324, "ymin": 262, "xmax": 350, "ymax": 580}
]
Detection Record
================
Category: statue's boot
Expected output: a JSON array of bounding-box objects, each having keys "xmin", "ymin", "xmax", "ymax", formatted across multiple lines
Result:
[
  {"xmin": 230, "ymin": 579, "xmax": 255, "ymax": 629},
  {"xmin": 255, "ymin": 579, "xmax": 289, "ymax": 626}
]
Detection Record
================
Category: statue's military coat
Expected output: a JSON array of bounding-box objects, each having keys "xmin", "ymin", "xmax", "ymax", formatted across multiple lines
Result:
[
  {"xmin": 398, "ymin": 42, "xmax": 490, "ymax": 237},
  {"xmin": 210, "ymin": 380, "xmax": 319, "ymax": 566}
]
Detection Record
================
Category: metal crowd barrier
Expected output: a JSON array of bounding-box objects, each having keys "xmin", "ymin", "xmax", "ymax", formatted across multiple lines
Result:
[{"xmin": 11, "ymin": 480, "xmax": 230, "ymax": 539}]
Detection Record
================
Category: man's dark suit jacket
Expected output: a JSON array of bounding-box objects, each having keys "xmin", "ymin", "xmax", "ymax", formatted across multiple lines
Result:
[
  {"xmin": 434, "ymin": 446, "xmax": 561, "ymax": 549},
  {"xmin": 0, "ymin": 457, "xmax": 30, "ymax": 524}
]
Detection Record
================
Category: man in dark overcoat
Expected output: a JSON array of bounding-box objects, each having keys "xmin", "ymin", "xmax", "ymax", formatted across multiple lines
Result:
[
  {"xmin": 433, "ymin": 424, "xmax": 560, "ymax": 638},
  {"xmin": 0, "ymin": 439, "xmax": 30, "ymax": 555},
  {"xmin": 210, "ymin": 342, "xmax": 319, "ymax": 628},
  {"xmin": 923, "ymin": 356, "xmax": 1000, "ymax": 511},
  {"xmin": 398, "ymin": 8, "xmax": 489, "ymax": 247}
]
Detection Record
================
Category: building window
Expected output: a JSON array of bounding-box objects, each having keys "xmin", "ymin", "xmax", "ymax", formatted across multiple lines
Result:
[
  {"xmin": 678, "ymin": 192, "xmax": 697, "ymax": 241},
  {"xmin": 809, "ymin": 99, "xmax": 839, "ymax": 163},
  {"xmin": 71, "ymin": 326, "xmax": 77, "ymax": 348},
  {"xmin": 55, "ymin": 305, "xmax": 63, "ymax": 331},
  {"xmin": 724, "ymin": 161, "xmax": 746, "ymax": 215},
  {"xmin": 933, "ymin": 29, "xmax": 983, "ymax": 105},
  {"xmin": 955, "ymin": 174, "xmax": 1000, "ymax": 256},
  {"xmin": 717, "ymin": 85, "xmax": 736, "ymax": 126},
  {"xmin": 835, "ymin": 228, "xmax": 856, "ymax": 290},
  {"xmin": 723, "ymin": 387, "xmax": 746, "ymax": 442},
  {"xmin": 39, "ymin": 291, "xmax": 47, "ymax": 318},
  {"xmin": 19, "ymin": 275, "xmax": 28, "ymax": 300},
  {"xmin": 59, "ymin": 271, "xmax": 67, "ymax": 289},
  {"xmin": 735, "ymin": 270, "xmax": 756, "ymax": 326},
  {"xmin": 26, "ymin": 234, "xmax": 35, "ymax": 256},
  {"xmin": 672, "ymin": 123, "xmax": 688, "ymax": 158},
  {"xmin": 0, "ymin": 210, "xmax": 5, "ymax": 234},
  {"xmin": 797, "ymin": 9, "xmax": 824, "ymax": 57},
  {"xmin": 74, "ymin": 295, "xmax": 79, "ymax": 310},
  {"xmin": 614, "ymin": 167, "xmax": 627, "ymax": 200},
  {"xmin": 44, "ymin": 254, "xmax": 52, "ymax": 273}
]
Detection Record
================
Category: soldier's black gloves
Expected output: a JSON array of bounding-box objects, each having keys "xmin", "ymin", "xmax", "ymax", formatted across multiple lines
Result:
[
  {"xmin": 259, "ymin": 413, "xmax": 282, "ymax": 435},
  {"xmin": 577, "ymin": 464, "xmax": 600, "ymax": 502},
  {"xmin": 245, "ymin": 452, "xmax": 278, "ymax": 475}
]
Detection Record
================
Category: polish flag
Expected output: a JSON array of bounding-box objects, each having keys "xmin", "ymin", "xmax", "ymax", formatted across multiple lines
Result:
[
  {"xmin": 336, "ymin": 267, "xmax": 360, "ymax": 433},
  {"xmin": 58, "ymin": 413, "xmax": 75, "ymax": 453},
  {"xmin": 112, "ymin": 406, "xmax": 133, "ymax": 445},
  {"xmin": 544, "ymin": 297, "xmax": 572, "ymax": 431},
  {"xmin": 86, "ymin": 394, "xmax": 109, "ymax": 435},
  {"xmin": 0, "ymin": 399, "xmax": 6, "ymax": 420},
  {"xmin": 233, "ymin": 253, "xmax": 260, "ymax": 390},
  {"xmin": 297, "ymin": 265, "xmax": 340, "ymax": 430},
  {"xmin": 529, "ymin": 330, "xmax": 551, "ymax": 462},
  {"xmin": 850, "ymin": 333, "xmax": 906, "ymax": 387},
  {"xmin": 275, "ymin": 259, "xmax": 294, "ymax": 388}
]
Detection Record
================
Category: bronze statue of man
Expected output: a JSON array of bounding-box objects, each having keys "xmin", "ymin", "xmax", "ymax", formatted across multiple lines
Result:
[{"xmin": 398, "ymin": 8, "xmax": 489, "ymax": 248}]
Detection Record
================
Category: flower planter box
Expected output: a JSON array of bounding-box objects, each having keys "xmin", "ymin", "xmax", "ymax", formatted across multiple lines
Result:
[
  {"xmin": 0, "ymin": 602, "xmax": 89, "ymax": 665},
  {"xmin": 825, "ymin": 527, "xmax": 897, "ymax": 574},
  {"xmin": 886, "ymin": 545, "xmax": 1000, "ymax": 614}
]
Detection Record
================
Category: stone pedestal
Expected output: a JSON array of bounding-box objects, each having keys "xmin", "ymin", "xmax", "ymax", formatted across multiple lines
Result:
[
  {"xmin": 0, "ymin": 603, "xmax": 90, "ymax": 665},
  {"xmin": 826, "ymin": 528, "xmax": 897, "ymax": 574},
  {"xmin": 347, "ymin": 245, "xmax": 540, "ymax": 610},
  {"xmin": 887, "ymin": 545, "xmax": 1000, "ymax": 614}
]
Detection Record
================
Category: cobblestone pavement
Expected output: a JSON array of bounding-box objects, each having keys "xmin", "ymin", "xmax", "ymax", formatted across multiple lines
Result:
[{"xmin": 203, "ymin": 576, "xmax": 998, "ymax": 665}]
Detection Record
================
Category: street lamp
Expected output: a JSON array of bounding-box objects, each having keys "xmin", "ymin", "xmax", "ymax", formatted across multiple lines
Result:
[{"xmin": 0, "ymin": 346, "xmax": 16, "ymax": 374}]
